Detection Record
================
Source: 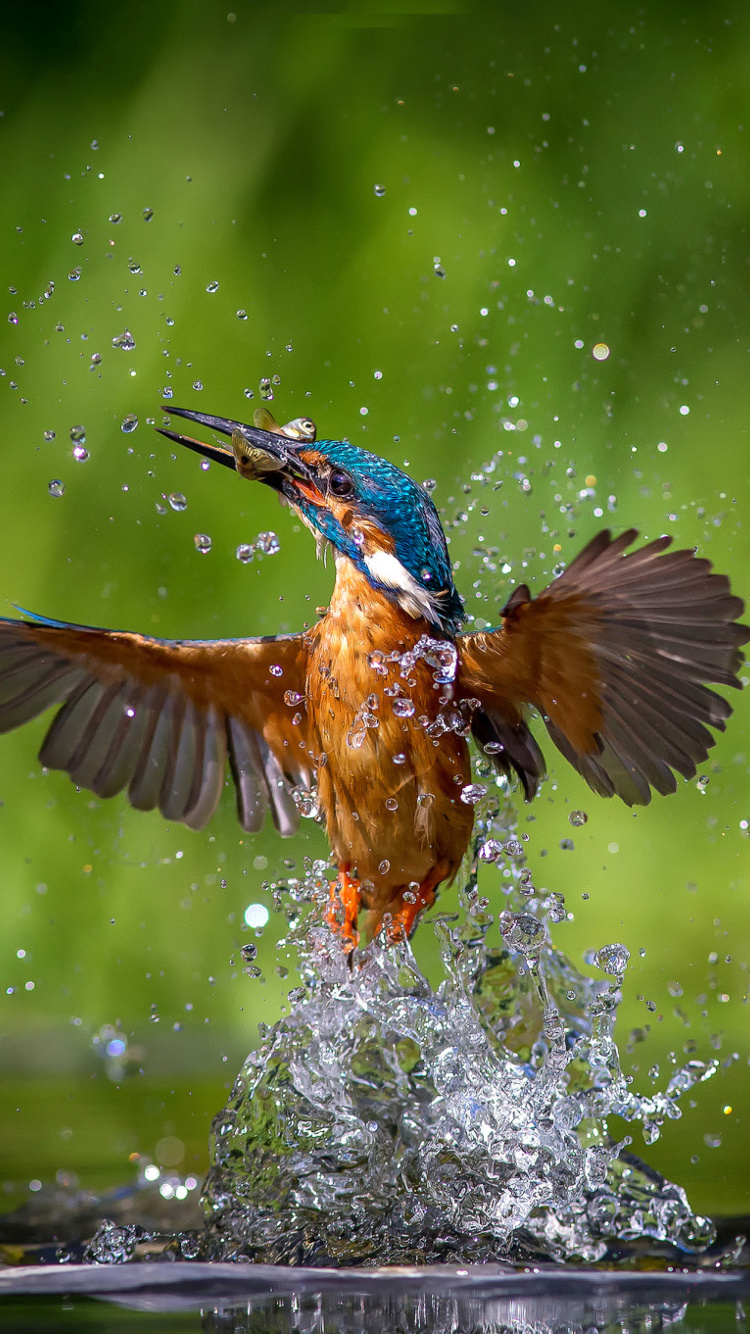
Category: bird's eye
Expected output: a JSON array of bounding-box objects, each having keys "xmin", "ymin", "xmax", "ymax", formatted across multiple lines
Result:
[{"xmin": 328, "ymin": 470, "xmax": 354, "ymax": 498}]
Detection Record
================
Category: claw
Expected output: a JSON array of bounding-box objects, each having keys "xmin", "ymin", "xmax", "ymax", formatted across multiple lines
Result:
[{"xmin": 326, "ymin": 869, "xmax": 361, "ymax": 955}]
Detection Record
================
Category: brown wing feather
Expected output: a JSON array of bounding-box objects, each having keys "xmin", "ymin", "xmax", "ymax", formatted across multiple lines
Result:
[
  {"xmin": 0, "ymin": 614, "xmax": 312, "ymax": 832},
  {"xmin": 458, "ymin": 530, "xmax": 748, "ymax": 806}
]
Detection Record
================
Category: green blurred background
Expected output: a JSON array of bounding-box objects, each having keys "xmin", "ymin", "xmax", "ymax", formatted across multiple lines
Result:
[{"xmin": 0, "ymin": 0, "xmax": 748, "ymax": 1221}]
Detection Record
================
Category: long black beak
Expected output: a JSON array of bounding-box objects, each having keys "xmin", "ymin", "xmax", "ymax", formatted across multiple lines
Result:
[{"xmin": 156, "ymin": 405, "xmax": 313, "ymax": 487}]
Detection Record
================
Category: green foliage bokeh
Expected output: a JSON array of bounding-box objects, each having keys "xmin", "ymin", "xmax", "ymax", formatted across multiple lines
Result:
[{"xmin": 0, "ymin": 1, "xmax": 748, "ymax": 1215}]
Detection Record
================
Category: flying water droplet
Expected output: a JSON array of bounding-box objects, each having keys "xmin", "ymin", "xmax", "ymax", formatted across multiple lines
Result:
[
  {"xmin": 460, "ymin": 784, "xmax": 486, "ymax": 805},
  {"xmin": 236, "ymin": 543, "xmax": 254, "ymax": 563},
  {"xmin": 236, "ymin": 309, "xmax": 248, "ymax": 320},
  {"xmin": 72, "ymin": 445, "xmax": 89, "ymax": 462},
  {"xmin": 240, "ymin": 943, "xmax": 258, "ymax": 962},
  {"xmin": 169, "ymin": 492, "xmax": 187, "ymax": 511},
  {"xmin": 142, "ymin": 208, "xmax": 154, "ymax": 221},
  {"xmin": 255, "ymin": 531, "xmax": 280, "ymax": 555},
  {"xmin": 7, "ymin": 312, "xmax": 18, "ymax": 324},
  {"xmin": 478, "ymin": 839, "xmax": 503, "ymax": 863},
  {"xmin": 192, "ymin": 380, "xmax": 203, "ymax": 391},
  {"xmin": 374, "ymin": 184, "xmax": 386, "ymax": 196},
  {"xmin": 43, "ymin": 430, "xmax": 56, "ymax": 442},
  {"xmin": 591, "ymin": 943, "xmax": 630, "ymax": 978},
  {"xmin": 71, "ymin": 231, "xmax": 84, "ymax": 246},
  {"xmin": 243, "ymin": 388, "xmax": 254, "ymax": 399},
  {"xmin": 206, "ymin": 280, "xmax": 219, "ymax": 294},
  {"xmin": 111, "ymin": 329, "xmax": 136, "ymax": 351},
  {"xmin": 48, "ymin": 480, "xmax": 64, "ymax": 497},
  {"xmin": 109, "ymin": 213, "xmax": 122, "ymax": 224},
  {"xmin": 68, "ymin": 268, "xmax": 81, "ymax": 282},
  {"xmin": 499, "ymin": 911, "xmax": 545, "ymax": 959},
  {"xmin": 569, "ymin": 810, "xmax": 588, "ymax": 826},
  {"xmin": 127, "ymin": 259, "xmax": 142, "ymax": 274},
  {"xmin": 194, "ymin": 533, "xmax": 212, "ymax": 554},
  {"xmin": 259, "ymin": 378, "xmax": 273, "ymax": 401},
  {"xmin": 121, "ymin": 414, "xmax": 138, "ymax": 434},
  {"xmin": 70, "ymin": 425, "xmax": 86, "ymax": 443}
]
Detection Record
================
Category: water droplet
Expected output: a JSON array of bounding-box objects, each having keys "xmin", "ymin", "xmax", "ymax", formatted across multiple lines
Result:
[
  {"xmin": 236, "ymin": 543, "xmax": 254, "ymax": 563},
  {"xmin": 90, "ymin": 352, "xmax": 102, "ymax": 366},
  {"xmin": 559, "ymin": 838, "xmax": 574, "ymax": 851},
  {"xmin": 259, "ymin": 378, "xmax": 273, "ymax": 401},
  {"xmin": 378, "ymin": 860, "xmax": 391, "ymax": 875},
  {"xmin": 43, "ymin": 430, "xmax": 56, "ymax": 442},
  {"xmin": 433, "ymin": 261, "xmax": 446, "ymax": 278},
  {"xmin": 392, "ymin": 697, "xmax": 414, "ymax": 718},
  {"xmin": 68, "ymin": 268, "xmax": 81, "ymax": 282},
  {"xmin": 169, "ymin": 492, "xmax": 187, "ymax": 511},
  {"xmin": 284, "ymin": 691, "xmax": 305, "ymax": 706},
  {"xmin": 121, "ymin": 413, "xmax": 138, "ymax": 434},
  {"xmin": 255, "ymin": 531, "xmax": 280, "ymax": 554},
  {"xmin": 71, "ymin": 231, "xmax": 84, "ymax": 246},
  {"xmin": 162, "ymin": 386, "xmax": 173, "ymax": 399},
  {"xmin": 108, "ymin": 213, "xmax": 122, "ymax": 224},
  {"xmin": 7, "ymin": 312, "xmax": 18, "ymax": 324},
  {"xmin": 194, "ymin": 533, "xmax": 212, "ymax": 553},
  {"xmin": 460, "ymin": 783, "xmax": 486, "ymax": 805},
  {"xmin": 112, "ymin": 329, "xmax": 136, "ymax": 351},
  {"xmin": 368, "ymin": 650, "xmax": 388, "ymax": 676},
  {"xmin": 72, "ymin": 445, "xmax": 89, "ymax": 462},
  {"xmin": 569, "ymin": 810, "xmax": 588, "ymax": 827},
  {"xmin": 422, "ymin": 479, "xmax": 437, "ymax": 492},
  {"xmin": 417, "ymin": 792, "xmax": 434, "ymax": 809},
  {"xmin": 143, "ymin": 207, "xmax": 154, "ymax": 221},
  {"xmin": 235, "ymin": 309, "xmax": 249, "ymax": 321},
  {"xmin": 499, "ymin": 911, "xmax": 545, "ymax": 958},
  {"xmin": 478, "ymin": 839, "xmax": 503, "ymax": 863},
  {"xmin": 592, "ymin": 342, "xmax": 610, "ymax": 361},
  {"xmin": 69, "ymin": 425, "xmax": 86, "ymax": 443},
  {"xmin": 241, "ymin": 943, "xmax": 257, "ymax": 962},
  {"xmin": 547, "ymin": 893, "xmax": 566, "ymax": 923},
  {"xmin": 385, "ymin": 797, "xmax": 399, "ymax": 811},
  {"xmin": 127, "ymin": 258, "xmax": 142, "ymax": 274},
  {"xmin": 269, "ymin": 664, "xmax": 283, "ymax": 677},
  {"xmin": 346, "ymin": 727, "xmax": 367, "ymax": 750},
  {"xmin": 593, "ymin": 943, "xmax": 630, "ymax": 977},
  {"xmin": 192, "ymin": 380, "xmax": 203, "ymax": 391},
  {"xmin": 206, "ymin": 280, "xmax": 219, "ymax": 294},
  {"xmin": 393, "ymin": 753, "xmax": 406, "ymax": 766},
  {"xmin": 374, "ymin": 183, "xmax": 386, "ymax": 196},
  {"xmin": 48, "ymin": 480, "xmax": 64, "ymax": 497}
]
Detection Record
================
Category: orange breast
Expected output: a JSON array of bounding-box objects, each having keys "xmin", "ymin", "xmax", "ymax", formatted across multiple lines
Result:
[{"xmin": 304, "ymin": 560, "xmax": 473, "ymax": 918}]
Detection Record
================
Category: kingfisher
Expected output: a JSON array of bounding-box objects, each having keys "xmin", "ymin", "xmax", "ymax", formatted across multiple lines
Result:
[{"xmin": 0, "ymin": 404, "xmax": 746, "ymax": 951}]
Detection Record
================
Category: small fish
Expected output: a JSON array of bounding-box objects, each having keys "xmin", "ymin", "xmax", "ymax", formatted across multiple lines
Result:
[
  {"xmin": 231, "ymin": 430, "xmax": 286, "ymax": 480},
  {"xmin": 253, "ymin": 407, "xmax": 317, "ymax": 442}
]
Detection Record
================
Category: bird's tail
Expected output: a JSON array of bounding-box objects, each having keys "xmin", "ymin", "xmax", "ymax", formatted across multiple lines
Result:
[{"xmin": 458, "ymin": 529, "xmax": 748, "ymax": 805}]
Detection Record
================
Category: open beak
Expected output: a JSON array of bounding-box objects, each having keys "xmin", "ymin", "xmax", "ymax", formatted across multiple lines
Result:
[{"xmin": 157, "ymin": 405, "xmax": 320, "ymax": 501}]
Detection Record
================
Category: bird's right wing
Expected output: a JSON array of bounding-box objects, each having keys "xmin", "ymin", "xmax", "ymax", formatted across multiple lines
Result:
[
  {"xmin": 458, "ymin": 530, "xmax": 748, "ymax": 805},
  {"xmin": 0, "ymin": 611, "xmax": 313, "ymax": 833}
]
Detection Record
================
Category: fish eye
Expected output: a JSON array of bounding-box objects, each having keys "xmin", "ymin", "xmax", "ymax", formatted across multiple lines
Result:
[{"xmin": 328, "ymin": 469, "xmax": 354, "ymax": 498}]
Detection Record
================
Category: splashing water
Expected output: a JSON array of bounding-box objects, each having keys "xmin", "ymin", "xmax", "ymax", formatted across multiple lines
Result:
[{"xmin": 201, "ymin": 789, "xmax": 717, "ymax": 1266}]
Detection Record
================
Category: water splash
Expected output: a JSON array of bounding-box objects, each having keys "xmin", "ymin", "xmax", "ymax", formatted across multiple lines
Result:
[{"xmin": 201, "ymin": 790, "xmax": 717, "ymax": 1266}]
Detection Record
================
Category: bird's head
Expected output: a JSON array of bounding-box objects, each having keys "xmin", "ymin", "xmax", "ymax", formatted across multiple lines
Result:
[{"xmin": 158, "ymin": 405, "xmax": 465, "ymax": 635}]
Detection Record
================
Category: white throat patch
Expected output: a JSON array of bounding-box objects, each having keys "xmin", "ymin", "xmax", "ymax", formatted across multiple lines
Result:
[{"xmin": 363, "ymin": 548, "xmax": 438, "ymax": 623}]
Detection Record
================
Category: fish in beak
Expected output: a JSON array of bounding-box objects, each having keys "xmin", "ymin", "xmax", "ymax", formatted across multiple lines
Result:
[{"xmin": 157, "ymin": 405, "xmax": 322, "ymax": 506}]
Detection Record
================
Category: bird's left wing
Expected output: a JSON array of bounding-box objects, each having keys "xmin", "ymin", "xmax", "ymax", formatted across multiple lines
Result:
[{"xmin": 0, "ymin": 612, "xmax": 312, "ymax": 834}]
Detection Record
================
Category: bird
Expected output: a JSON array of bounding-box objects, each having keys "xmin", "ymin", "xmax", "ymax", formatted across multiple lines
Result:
[{"xmin": 0, "ymin": 403, "xmax": 746, "ymax": 952}]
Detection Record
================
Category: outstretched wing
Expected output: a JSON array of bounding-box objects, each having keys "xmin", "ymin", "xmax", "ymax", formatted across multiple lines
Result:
[
  {"xmin": 458, "ymin": 529, "xmax": 748, "ymax": 806},
  {"xmin": 0, "ymin": 612, "xmax": 312, "ymax": 833}
]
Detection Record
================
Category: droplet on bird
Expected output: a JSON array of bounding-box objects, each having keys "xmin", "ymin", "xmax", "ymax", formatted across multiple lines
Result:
[
  {"xmin": 71, "ymin": 231, "xmax": 84, "ymax": 246},
  {"xmin": 142, "ymin": 207, "xmax": 154, "ymax": 221},
  {"xmin": 460, "ymin": 784, "xmax": 486, "ymax": 805},
  {"xmin": 259, "ymin": 378, "xmax": 274, "ymax": 401},
  {"xmin": 121, "ymin": 414, "xmax": 138, "ymax": 434},
  {"xmin": 374, "ymin": 184, "xmax": 386, "ymax": 196},
  {"xmin": 255, "ymin": 531, "xmax": 280, "ymax": 554},
  {"xmin": 417, "ymin": 792, "xmax": 434, "ymax": 809},
  {"xmin": 284, "ymin": 691, "xmax": 305, "ymax": 706},
  {"xmin": 236, "ymin": 543, "xmax": 254, "ymax": 563},
  {"xmin": 569, "ymin": 810, "xmax": 588, "ymax": 827},
  {"xmin": 194, "ymin": 533, "xmax": 212, "ymax": 553},
  {"xmin": 48, "ymin": 480, "xmax": 64, "ymax": 497},
  {"xmin": 385, "ymin": 797, "xmax": 399, "ymax": 811},
  {"xmin": 169, "ymin": 492, "xmax": 187, "ymax": 511},
  {"xmin": 206, "ymin": 281, "xmax": 219, "ymax": 294},
  {"xmin": 112, "ymin": 329, "xmax": 136, "ymax": 351},
  {"xmin": 393, "ymin": 698, "xmax": 415, "ymax": 718},
  {"xmin": 368, "ymin": 650, "xmax": 388, "ymax": 676},
  {"xmin": 346, "ymin": 727, "xmax": 367, "ymax": 750},
  {"xmin": 269, "ymin": 665, "xmax": 283, "ymax": 677},
  {"xmin": 393, "ymin": 753, "xmax": 406, "ymax": 765},
  {"xmin": 378, "ymin": 860, "xmax": 391, "ymax": 875}
]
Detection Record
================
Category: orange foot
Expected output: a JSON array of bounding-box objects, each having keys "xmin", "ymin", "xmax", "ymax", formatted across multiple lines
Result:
[
  {"xmin": 326, "ymin": 868, "xmax": 361, "ymax": 955},
  {"xmin": 385, "ymin": 861, "xmax": 449, "ymax": 944}
]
